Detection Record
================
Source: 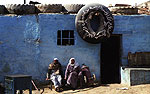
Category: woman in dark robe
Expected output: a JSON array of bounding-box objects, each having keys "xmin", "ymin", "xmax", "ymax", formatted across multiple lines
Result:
[
  {"xmin": 64, "ymin": 58, "xmax": 81, "ymax": 89},
  {"xmin": 79, "ymin": 64, "xmax": 94, "ymax": 87}
]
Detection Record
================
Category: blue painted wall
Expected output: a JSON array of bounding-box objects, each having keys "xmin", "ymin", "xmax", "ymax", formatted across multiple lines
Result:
[
  {"xmin": 0, "ymin": 14, "xmax": 100, "ymax": 82},
  {"xmin": 114, "ymin": 15, "xmax": 150, "ymax": 85},
  {"xmin": 1, "ymin": 14, "xmax": 150, "ymax": 82},
  {"xmin": 113, "ymin": 15, "xmax": 150, "ymax": 66}
]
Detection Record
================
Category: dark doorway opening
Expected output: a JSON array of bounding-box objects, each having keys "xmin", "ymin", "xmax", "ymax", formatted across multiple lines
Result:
[{"xmin": 101, "ymin": 35, "xmax": 121, "ymax": 84}]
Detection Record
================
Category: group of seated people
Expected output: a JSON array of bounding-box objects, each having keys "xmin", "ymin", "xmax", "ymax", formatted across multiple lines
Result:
[{"xmin": 46, "ymin": 58, "xmax": 95, "ymax": 92}]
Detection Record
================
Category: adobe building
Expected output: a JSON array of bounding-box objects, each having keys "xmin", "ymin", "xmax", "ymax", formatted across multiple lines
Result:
[{"xmin": 0, "ymin": 3, "xmax": 150, "ymax": 86}]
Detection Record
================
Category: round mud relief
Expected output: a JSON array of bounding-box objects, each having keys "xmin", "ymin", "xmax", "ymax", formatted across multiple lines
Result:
[{"xmin": 75, "ymin": 3, "xmax": 114, "ymax": 44}]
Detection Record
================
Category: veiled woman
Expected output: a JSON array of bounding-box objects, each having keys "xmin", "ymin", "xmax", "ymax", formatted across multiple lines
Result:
[{"xmin": 64, "ymin": 58, "xmax": 81, "ymax": 89}]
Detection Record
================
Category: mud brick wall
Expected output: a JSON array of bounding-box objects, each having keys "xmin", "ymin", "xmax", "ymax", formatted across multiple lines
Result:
[
  {"xmin": 1, "ymin": 14, "xmax": 150, "ymax": 82},
  {"xmin": 0, "ymin": 14, "xmax": 100, "ymax": 82},
  {"xmin": 113, "ymin": 15, "xmax": 150, "ymax": 66}
]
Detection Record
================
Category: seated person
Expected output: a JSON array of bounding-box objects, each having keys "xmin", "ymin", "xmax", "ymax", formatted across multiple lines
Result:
[
  {"xmin": 46, "ymin": 58, "xmax": 63, "ymax": 92},
  {"xmin": 79, "ymin": 64, "xmax": 95, "ymax": 87},
  {"xmin": 64, "ymin": 58, "xmax": 81, "ymax": 90}
]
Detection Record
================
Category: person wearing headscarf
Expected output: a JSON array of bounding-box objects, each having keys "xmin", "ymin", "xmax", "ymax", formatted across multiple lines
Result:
[
  {"xmin": 79, "ymin": 64, "xmax": 94, "ymax": 87},
  {"xmin": 46, "ymin": 58, "xmax": 63, "ymax": 92},
  {"xmin": 64, "ymin": 58, "xmax": 81, "ymax": 90}
]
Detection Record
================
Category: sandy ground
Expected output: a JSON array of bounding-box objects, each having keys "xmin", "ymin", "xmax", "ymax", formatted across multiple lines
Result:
[{"xmin": 24, "ymin": 84, "xmax": 150, "ymax": 94}]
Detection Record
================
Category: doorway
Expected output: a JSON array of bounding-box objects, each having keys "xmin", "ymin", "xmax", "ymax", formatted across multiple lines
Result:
[{"xmin": 100, "ymin": 35, "xmax": 121, "ymax": 84}]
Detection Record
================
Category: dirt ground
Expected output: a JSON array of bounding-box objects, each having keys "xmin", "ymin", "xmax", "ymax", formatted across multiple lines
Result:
[{"xmin": 24, "ymin": 84, "xmax": 150, "ymax": 94}]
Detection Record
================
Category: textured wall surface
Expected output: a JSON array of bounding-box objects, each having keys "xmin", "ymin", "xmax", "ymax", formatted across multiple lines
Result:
[
  {"xmin": 113, "ymin": 15, "xmax": 150, "ymax": 66},
  {"xmin": 1, "ymin": 14, "xmax": 150, "ymax": 83},
  {"xmin": 114, "ymin": 16, "xmax": 150, "ymax": 85},
  {"xmin": 0, "ymin": 14, "xmax": 100, "ymax": 82}
]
